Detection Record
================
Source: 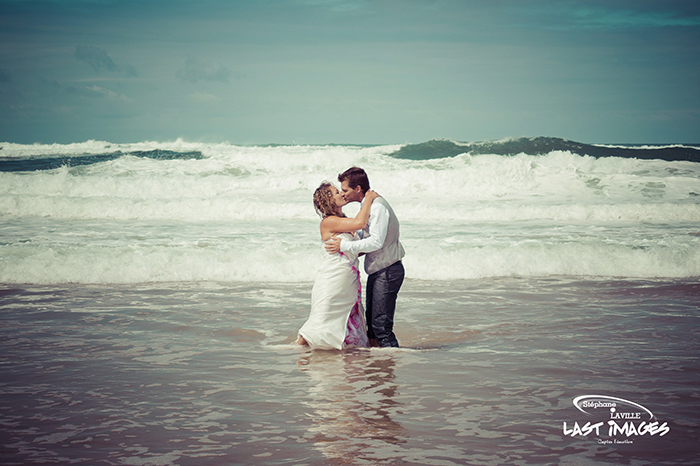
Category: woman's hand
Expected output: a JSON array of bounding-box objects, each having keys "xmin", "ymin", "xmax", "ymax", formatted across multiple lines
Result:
[{"xmin": 365, "ymin": 190, "xmax": 381, "ymax": 202}]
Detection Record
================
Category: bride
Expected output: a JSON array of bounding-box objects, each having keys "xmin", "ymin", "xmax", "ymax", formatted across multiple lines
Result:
[{"xmin": 296, "ymin": 182, "xmax": 379, "ymax": 350}]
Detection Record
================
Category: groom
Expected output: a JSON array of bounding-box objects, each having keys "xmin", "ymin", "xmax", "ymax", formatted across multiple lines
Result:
[{"xmin": 325, "ymin": 167, "xmax": 405, "ymax": 348}]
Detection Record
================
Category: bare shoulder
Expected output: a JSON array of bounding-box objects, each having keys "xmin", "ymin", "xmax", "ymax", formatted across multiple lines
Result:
[
  {"xmin": 319, "ymin": 216, "xmax": 338, "ymax": 239},
  {"xmin": 320, "ymin": 216, "xmax": 338, "ymax": 228}
]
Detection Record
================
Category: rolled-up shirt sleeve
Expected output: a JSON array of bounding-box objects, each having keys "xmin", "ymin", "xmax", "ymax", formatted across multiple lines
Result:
[{"xmin": 339, "ymin": 202, "xmax": 388, "ymax": 254}]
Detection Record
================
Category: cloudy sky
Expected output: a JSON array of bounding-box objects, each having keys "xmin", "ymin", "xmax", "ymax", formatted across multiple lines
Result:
[{"xmin": 1, "ymin": 0, "xmax": 699, "ymax": 144}]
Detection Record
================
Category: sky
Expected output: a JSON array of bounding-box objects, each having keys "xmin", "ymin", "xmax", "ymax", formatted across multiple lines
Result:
[{"xmin": 1, "ymin": 0, "xmax": 699, "ymax": 145}]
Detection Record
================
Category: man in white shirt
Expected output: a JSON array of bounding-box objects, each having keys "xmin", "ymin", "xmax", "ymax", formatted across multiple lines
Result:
[{"xmin": 325, "ymin": 167, "xmax": 405, "ymax": 347}]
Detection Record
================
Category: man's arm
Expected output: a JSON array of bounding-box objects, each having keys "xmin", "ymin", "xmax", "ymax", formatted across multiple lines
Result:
[{"xmin": 325, "ymin": 202, "xmax": 389, "ymax": 255}]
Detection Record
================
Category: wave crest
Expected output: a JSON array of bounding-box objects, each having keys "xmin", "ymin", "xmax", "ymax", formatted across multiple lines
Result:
[{"xmin": 389, "ymin": 137, "xmax": 700, "ymax": 162}]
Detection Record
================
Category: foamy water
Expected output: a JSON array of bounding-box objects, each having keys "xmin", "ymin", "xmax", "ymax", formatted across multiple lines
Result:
[{"xmin": 1, "ymin": 139, "xmax": 699, "ymax": 283}]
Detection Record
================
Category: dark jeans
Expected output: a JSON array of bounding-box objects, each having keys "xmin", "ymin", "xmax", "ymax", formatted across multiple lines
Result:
[{"xmin": 366, "ymin": 261, "xmax": 404, "ymax": 348}]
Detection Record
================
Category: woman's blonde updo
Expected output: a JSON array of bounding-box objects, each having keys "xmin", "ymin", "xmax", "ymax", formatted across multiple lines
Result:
[{"xmin": 313, "ymin": 182, "xmax": 344, "ymax": 219}]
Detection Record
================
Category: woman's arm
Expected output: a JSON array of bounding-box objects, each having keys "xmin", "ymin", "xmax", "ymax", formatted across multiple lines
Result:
[{"xmin": 321, "ymin": 190, "xmax": 379, "ymax": 236}]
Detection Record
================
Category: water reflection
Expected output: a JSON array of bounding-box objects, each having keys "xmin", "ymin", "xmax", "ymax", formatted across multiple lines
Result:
[{"xmin": 297, "ymin": 350, "xmax": 407, "ymax": 462}]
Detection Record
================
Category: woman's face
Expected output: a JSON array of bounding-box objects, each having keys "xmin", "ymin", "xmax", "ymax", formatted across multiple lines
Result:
[{"xmin": 330, "ymin": 185, "xmax": 347, "ymax": 209}]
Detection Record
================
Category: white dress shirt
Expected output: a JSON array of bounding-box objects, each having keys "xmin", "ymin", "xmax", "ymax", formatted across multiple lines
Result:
[
  {"xmin": 339, "ymin": 197, "xmax": 405, "ymax": 275},
  {"xmin": 339, "ymin": 200, "xmax": 389, "ymax": 255}
]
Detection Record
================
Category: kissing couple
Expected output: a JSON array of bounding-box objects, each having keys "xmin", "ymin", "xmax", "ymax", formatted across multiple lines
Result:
[{"xmin": 295, "ymin": 167, "xmax": 405, "ymax": 350}]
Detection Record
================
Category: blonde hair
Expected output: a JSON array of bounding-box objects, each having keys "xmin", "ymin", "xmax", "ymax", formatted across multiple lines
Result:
[{"xmin": 313, "ymin": 182, "xmax": 344, "ymax": 218}]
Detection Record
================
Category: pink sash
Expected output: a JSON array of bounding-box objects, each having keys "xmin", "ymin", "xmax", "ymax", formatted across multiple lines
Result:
[{"xmin": 339, "ymin": 252, "xmax": 368, "ymax": 348}]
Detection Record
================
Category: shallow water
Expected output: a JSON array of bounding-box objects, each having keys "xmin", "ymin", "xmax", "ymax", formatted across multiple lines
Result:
[{"xmin": 1, "ymin": 277, "xmax": 698, "ymax": 465}]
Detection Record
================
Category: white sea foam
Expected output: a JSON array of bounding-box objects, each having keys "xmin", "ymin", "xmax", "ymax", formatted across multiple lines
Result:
[{"xmin": 1, "ymin": 141, "xmax": 699, "ymax": 283}]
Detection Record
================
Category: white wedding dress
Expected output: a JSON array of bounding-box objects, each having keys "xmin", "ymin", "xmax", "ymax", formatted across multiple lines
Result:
[{"xmin": 298, "ymin": 233, "xmax": 369, "ymax": 350}]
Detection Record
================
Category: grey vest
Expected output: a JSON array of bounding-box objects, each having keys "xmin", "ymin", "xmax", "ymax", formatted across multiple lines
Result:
[{"xmin": 364, "ymin": 197, "xmax": 405, "ymax": 275}]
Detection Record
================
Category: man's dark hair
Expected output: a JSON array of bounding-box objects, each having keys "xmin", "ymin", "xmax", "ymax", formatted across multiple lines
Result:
[{"xmin": 338, "ymin": 167, "xmax": 370, "ymax": 194}]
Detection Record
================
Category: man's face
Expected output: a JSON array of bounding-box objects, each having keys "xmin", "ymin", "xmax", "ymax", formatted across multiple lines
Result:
[{"xmin": 340, "ymin": 180, "xmax": 363, "ymax": 203}]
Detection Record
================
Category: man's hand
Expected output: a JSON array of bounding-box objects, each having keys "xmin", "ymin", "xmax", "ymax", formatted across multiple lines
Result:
[{"xmin": 324, "ymin": 237, "xmax": 341, "ymax": 255}]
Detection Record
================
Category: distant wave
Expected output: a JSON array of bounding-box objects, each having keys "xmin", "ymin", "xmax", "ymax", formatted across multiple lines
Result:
[
  {"xmin": 0, "ymin": 149, "xmax": 203, "ymax": 172},
  {"xmin": 389, "ymin": 137, "xmax": 700, "ymax": 162},
  {"xmin": 3, "ymin": 137, "xmax": 700, "ymax": 172}
]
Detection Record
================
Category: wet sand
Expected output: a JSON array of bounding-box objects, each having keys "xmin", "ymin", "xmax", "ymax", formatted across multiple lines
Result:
[{"xmin": 1, "ymin": 278, "xmax": 699, "ymax": 465}]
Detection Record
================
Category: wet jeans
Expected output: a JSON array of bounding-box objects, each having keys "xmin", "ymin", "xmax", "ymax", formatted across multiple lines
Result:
[{"xmin": 366, "ymin": 261, "xmax": 404, "ymax": 347}]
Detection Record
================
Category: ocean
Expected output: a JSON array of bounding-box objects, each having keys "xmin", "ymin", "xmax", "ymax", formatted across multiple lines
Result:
[{"xmin": 1, "ymin": 137, "xmax": 699, "ymax": 465}]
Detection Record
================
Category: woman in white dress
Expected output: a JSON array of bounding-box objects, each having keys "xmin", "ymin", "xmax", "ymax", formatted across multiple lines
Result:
[{"xmin": 296, "ymin": 182, "xmax": 379, "ymax": 350}]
